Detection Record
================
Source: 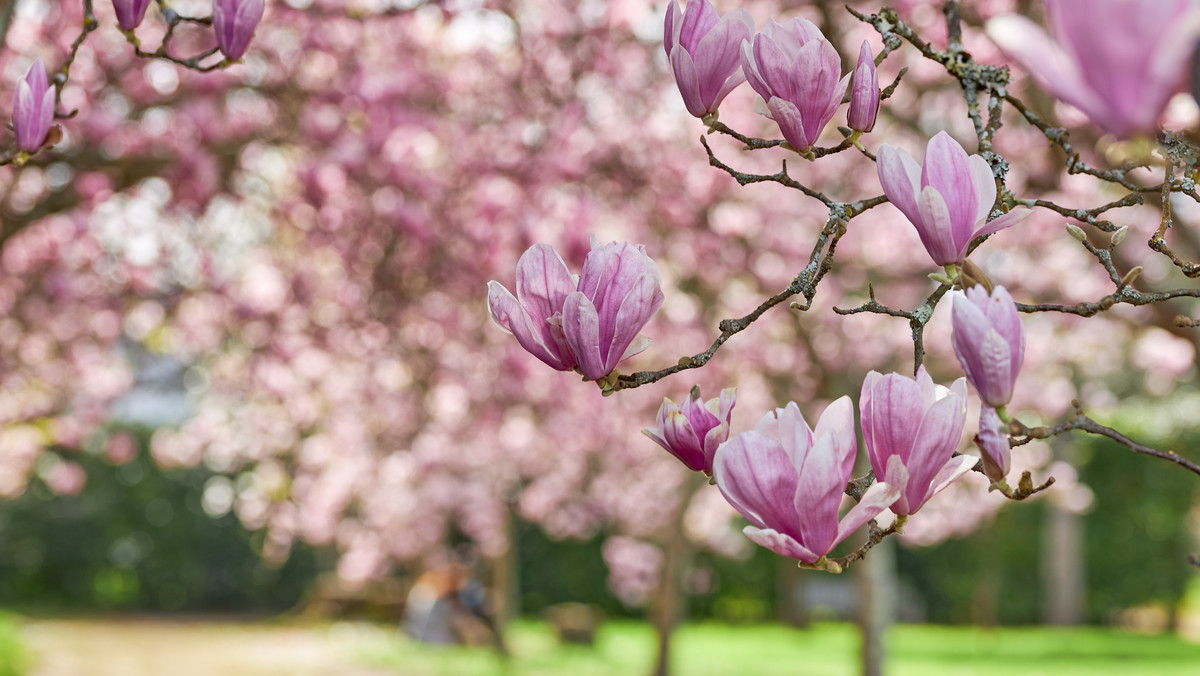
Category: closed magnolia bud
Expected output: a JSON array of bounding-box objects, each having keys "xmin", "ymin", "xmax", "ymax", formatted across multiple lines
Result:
[
  {"xmin": 1065, "ymin": 223, "xmax": 1087, "ymax": 242},
  {"xmin": 1111, "ymin": 225, "xmax": 1129, "ymax": 246},
  {"xmin": 1121, "ymin": 265, "xmax": 1144, "ymax": 287},
  {"xmin": 112, "ymin": 0, "xmax": 153, "ymax": 30},
  {"xmin": 847, "ymin": 41, "xmax": 879, "ymax": 132},
  {"xmin": 951, "ymin": 285, "xmax": 1025, "ymax": 408},
  {"xmin": 213, "ymin": 0, "xmax": 265, "ymax": 61},
  {"xmin": 12, "ymin": 59, "xmax": 55, "ymax": 153}
]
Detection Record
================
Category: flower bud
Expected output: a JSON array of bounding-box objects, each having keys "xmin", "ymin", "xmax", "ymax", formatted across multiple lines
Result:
[
  {"xmin": 643, "ymin": 386, "xmax": 735, "ymax": 474},
  {"xmin": 1110, "ymin": 225, "xmax": 1129, "ymax": 246},
  {"xmin": 12, "ymin": 60, "xmax": 55, "ymax": 153},
  {"xmin": 112, "ymin": 0, "xmax": 153, "ymax": 30},
  {"xmin": 951, "ymin": 285, "xmax": 1024, "ymax": 408},
  {"xmin": 847, "ymin": 41, "xmax": 879, "ymax": 132},
  {"xmin": 1121, "ymin": 265, "xmax": 1143, "ymax": 287},
  {"xmin": 1065, "ymin": 223, "xmax": 1087, "ymax": 242},
  {"xmin": 213, "ymin": 0, "xmax": 265, "ymax": 61}
]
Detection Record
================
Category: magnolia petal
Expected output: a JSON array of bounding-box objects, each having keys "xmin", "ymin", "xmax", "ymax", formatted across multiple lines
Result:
[
  {"xmin": 670, "ymin": 46, "xmax": 708, "ymax": 117},
  {"xmin": 972, "ymin": 206, "xmax": 1030, "ymax": 239},
  {"xmin": 921, "ymin": 132, "xmax": 979, "ymax": 242},
  {"xmin": 792, "ymin": 429, "xmax": 846, "ymax": 557},
  {"xmin": 743, "ymin": 526, "xmax": 820, "ymax": 563},
  {"xmin": 970, "ymin": 154, "xmax": 997, "ymax": 223},
  {"xmin": 713, "ymin": 430, "xmax": 800, "ymax": 535},
  {"xmin": 876, "ymin": 145, "xmax": 924, "ymax": 228},
  {"xmin": 561, "ymin": 291, "xmax": 607, "ymax": 380},
  {"xmin": 833, "ymin": 481, "xmax": 901, "ymax": 548},
  {"xmin": 916, "ymin": 186, "xmax": 961, "ymax": 265},
  {"xmin": 920, "ymin": 454, "xmax": 978, "ymax": 507}
]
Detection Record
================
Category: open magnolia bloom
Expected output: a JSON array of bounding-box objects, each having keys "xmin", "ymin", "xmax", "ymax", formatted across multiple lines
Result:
[
  {"xmin": 664, "ymin": 0, "xmax": 754, "ymax": 118},
  {"xmin": 740, "ymin": 18, "xmax": 849, "ymax": 151},
  {"xmin": 987, "ymin": 0, "xmax": 1200, "ymax": 139},
  {"xmin": 861, "ymin": 368, "xmax": 976, "ymax": 517},
  {"xmin": 488, "ymin": 238, "xmax": 664, "ymax": 381},
  {"xmin": 877, "ymin": 131, "xmax": 1030, "ymax": 267},
  {"xmin": 713, "ymin": 398, "xmax": 899, "ymax": 564}
]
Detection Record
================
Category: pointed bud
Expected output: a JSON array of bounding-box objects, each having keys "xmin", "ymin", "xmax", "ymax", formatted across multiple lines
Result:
[
  {"xmin": 12, "ymin": 60, "xmax": 55, "ymax": 153},
  {"xmin": 847, "ymin": 41, "xmax": 879, "ymax": 132},
  {"xmin": 1065, "ymin": 223, "xmax": 1087, "ymax": 242},
  {"xmin": 1110, "ymin": 225, "xmax": 1129, "ymax": 246},
  {"xmin": 959, "ymin": 259, "xmax": 994, "ymax": 295},
  {"xmin": 112, "ymin": 0, "xmax": 154, "ymax": 30},
  {"xmin": 213, "ymin": 0, "xmax": 265, "ymax": 61},
  {"xmin": 1121, "ymin": 266, "xmax": 1143, "ymax": 287}
]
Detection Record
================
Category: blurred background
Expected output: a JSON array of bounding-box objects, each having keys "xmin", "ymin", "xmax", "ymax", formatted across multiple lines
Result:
[{"xmin": 0, "ymin": 0, "xmax": 1198, "ymax": 674}]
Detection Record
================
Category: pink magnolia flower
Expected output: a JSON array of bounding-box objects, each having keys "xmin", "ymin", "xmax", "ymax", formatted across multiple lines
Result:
[
  {"xmin": 847, "ymin": 41, "xmax": 879, "ymax": 133},
  {"xmin": 861, "ymin": 367, "xmax": 975, "ymax": 516},
  {"xmin": 975, "ymin": 405, "xmax": 1011, "ymax": 482},
  {"xmin": 740, "ymin": 18, "xmax": 849, "ymax": 151},
  {"xmin": 877, "ymin": 131, "xmax": 1030, "ymax": 266},
  {"xmin": 562, "ymin": 239, "xmax": 665, "ymax": 381},
  {"xmin": 487, "ymin": 243, "xmax": 579, "ymax": 373},
  {"xmin": 664, "ymin": 0, "xmax": 754, "ymax": 118},
  {"xmin": 987, "ymin": 0, "xmax": 1200, "ymax": 139},
  {"xmin": 213, "ymin": 0, "xmax": 265, "ymax": 61},
  {"xmin": 643, "ymin": 386, "xmax": 736, "ymax": 474},
  {"xmin": 12, "ymin": 59, "xmax": 55, "ymax": 153},
  {"xmin": 112, "ymin": 0, "xmax": 153, "ymax": 30},
  {"xmin": 951, "ymin": 285, "xmax": 1025, "ymax": 408},
  {"xmin": 489, "ymin": 239, "xmax": 664, "ymax": 381},
  {"xmin": 713, "ymin": 398, "xmax": 900, "ymax": 564}
]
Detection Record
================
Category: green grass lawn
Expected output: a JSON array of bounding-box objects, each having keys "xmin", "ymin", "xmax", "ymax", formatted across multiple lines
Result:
[
  {"xmin": 0, "ymin": 612, "xmax": 26, "ymax": 676},
  {"xmin": 351, "ymin": 620, "xmax": 1200, "ymax": 676}
]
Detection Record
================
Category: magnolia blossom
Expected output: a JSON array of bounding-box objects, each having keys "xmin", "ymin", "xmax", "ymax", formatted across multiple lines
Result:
[
  {"xmin": 861, "ymin": 368, "xmax": 974, "ymax": 516},
  {"xmin": 740, "ymin": 18, "xmax": 849, "ymax": 151},
  {"xmin": 112, "ymin": 0, "xmax": 153, "ymax": 30},
  {"xmin": 213, "ymin": 0, "xmax": 265, "ymax": 61},
  {"xmin": 877, "ymin": 131, "xmax": 1030, "ymax": 266},
  {"xmin": 12, "ymin": 60, "xmax": 55, "ymax": 153},
  {"xmin": 987, "ymin": 0, "xmax": 1200, "ymax": 139},
  {"xmin": 643, "ymin": 386, "xmax": 735, "ymax": 474},
  {"xmin": 713, "ymin": 398, "xmax": 899, "ymax": 564},
  {"xmin": 487, "ymin": 243, "xmax": 578, "ymax": 373},
  {"xmin": 975, "ymin": 405, "xmax": 1011, "ymax": 482},
  {"xmin": 952, "ymin": 285, "xmax": 1025, "ymax": 408},
  {"xmin": 563, "ymin": 240, "xmax": 665, "ymax": 380},
  {"xmin": 488, "ymin": 239, "xmax": 664, "ymax": 381},
  {"xmin": 847, "ymin": 41, "xmax": 879, "ymax": 133},
  {"xmin": 664, "ymin": 0, "xmax": 754, "ymax": 118}
]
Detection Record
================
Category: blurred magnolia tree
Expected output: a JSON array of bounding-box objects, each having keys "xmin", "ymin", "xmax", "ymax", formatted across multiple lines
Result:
[{"xmin": 1, "ymin": 0, "xmax": 1199, "ymax": 674}]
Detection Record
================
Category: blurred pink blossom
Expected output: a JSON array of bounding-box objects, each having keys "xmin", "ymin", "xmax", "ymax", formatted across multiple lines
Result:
[{"xmin": 987, "ymin": 0, "xmax": 1200, "ymax": 138}]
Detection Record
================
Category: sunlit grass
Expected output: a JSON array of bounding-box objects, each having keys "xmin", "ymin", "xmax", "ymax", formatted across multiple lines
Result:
[
  {"xmin": 0, "ymin": 612, "xmax": 27, "ymax": 676},
  {"xmin": 351, "ymin": 619, "xmax": 1200, "ymax": 676}
]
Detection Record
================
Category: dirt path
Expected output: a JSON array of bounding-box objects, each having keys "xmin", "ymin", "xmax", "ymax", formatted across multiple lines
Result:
[{"xmin": 23, "ymin": 617, "xmax": 396, "ymax": 676}]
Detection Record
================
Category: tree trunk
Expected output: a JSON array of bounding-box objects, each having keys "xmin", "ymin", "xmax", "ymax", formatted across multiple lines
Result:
[
  {"xmin": 777, "ymin": 558, "xmax": 809, "ymax": 628},
  {"xmin": 1042, "ymin": 439, "xmax": 1085, "ymax": 625},
  {"xmin": 857, "ymin": 536, "xmax": 895, "ymax": 676}
]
